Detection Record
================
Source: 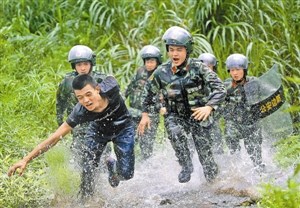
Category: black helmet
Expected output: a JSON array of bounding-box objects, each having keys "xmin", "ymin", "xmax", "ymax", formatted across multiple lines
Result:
[
  {"xmin": 162, "ymin": 26, "xmax": 193, "ymax": 54},
  {"xmin": 140, "ymin": 45, "xmax": 163, "ymax": 65},
  {"xmin": 198, "ymin": 53, "xmax": 218, "ymax": 71},
  {"xmin": 68, "ymin": 45, "xmax": 96, "ymax": 69},
  {"xmin": 225, "ymin": 53, "xmax": 248, "ymax": 71}
]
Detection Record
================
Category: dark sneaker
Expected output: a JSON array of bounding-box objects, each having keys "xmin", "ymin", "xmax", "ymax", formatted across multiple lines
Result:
[
  {"xmin": 106, "ymin": 158, "xmax": 120, "ymax": 187},
  {"xmin": 178, "ymin": 165, "xmax": 193, "ymax": 183}
]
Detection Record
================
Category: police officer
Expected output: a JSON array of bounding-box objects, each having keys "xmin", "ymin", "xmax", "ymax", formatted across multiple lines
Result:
[
  {"xmin": 199, "ymin": 53, "xmax": 224, "ymax": 154},
  {"xmin": 199, "ymin": 53, "xmax": 218, "ymax": 72},
  {"xmin": 223, "ymin": 53, "xmax": 265, "ymax": 172},
  {"xmin": 138, "ymin": 26, "xmax": 226, "ymax": 183},
  {"xmin": 56, "ymin": 45, "xmax": 110, "ymax": 165},
  {"xmin": 125, "ymin": 45, "xmax": 163, "ymax": 160}
]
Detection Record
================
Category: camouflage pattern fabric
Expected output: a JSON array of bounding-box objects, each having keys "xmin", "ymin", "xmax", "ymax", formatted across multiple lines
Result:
[
  {"xmin": 142, "ymin": 58, "xmax": 226, "ymax": 181},
  {"xmin": 125, "ymin": 66, "xmax": 161, "ymax": 159},
  {"xmin": 203, "ymin": 76, "xmax": 224, "ymax": 154},
  {"xmin": 125, "ymin": 66, "xmax": 162, "ymax": 116},
  {"xmin": 125, "ymin": 66, "xmax": 149, "ymax": 112},
  {"xmin": 223, "ymin": 76, "xmax": 263, "ymax": 167},
  {"xmin": 142, "ymin": 58, "xmax": 226, "ymax": 121},
  {"xmin": 165, "ymin": 114, "xmax": 219, "ymax": 181},
  {"xmin": 210, "ymin": 118, "xmax": 224, "ymax": 154},
  {"xmin": 223, "ymin": 77, "xmax": 260, "ymax": 124}
]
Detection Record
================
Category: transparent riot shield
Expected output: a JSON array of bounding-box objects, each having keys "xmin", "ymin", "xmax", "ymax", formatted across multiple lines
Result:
[
  {"xmin": 244, "ymin": 64, "xmax": 293, "ymax": 139},
  {"xmin": 245, "ymin": 64, "xmax": 285, "ymax": 119}
]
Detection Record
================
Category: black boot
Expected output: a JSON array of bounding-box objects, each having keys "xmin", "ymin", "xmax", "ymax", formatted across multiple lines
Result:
[{"xmin": 178, "ymin": 165, "xmax": 193, "ymax": 183}]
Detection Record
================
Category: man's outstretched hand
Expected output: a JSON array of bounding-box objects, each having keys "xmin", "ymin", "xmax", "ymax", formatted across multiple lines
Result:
[{"xmin": 7, "ymin": 159, "xmax": 28, "ymax": 177}]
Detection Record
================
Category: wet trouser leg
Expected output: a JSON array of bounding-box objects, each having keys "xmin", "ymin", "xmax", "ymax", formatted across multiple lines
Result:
[
  {"xmin": 165, "ymin": 115, "xmax": 193, "ymax": 170},
  {"xmin": 224, "ymin": 120, "xmax": 242, "ymax": 153},
  {"xmin": 71, "ymin": 125, "xmax": 88, "ymax": 168},
  {"xmin": 113, "ymin": 125, "xmax": 135, "ymax": 181},
  {"xmin": 74, "ymin": 126, "xmax": 112, "ymax": 177},
  {"xmin": 139, "ymin": 115, "xmax": 159, "ymax": 160},
  {"xmin": 80, "ymin": 138, "xmax": 106, "ymax": 199},
  {"xmin": 225, "ymin": 121, "xmax": 263, "ymax": 168},
  {"xmin": 100, "ymin": 142, "xmax": 112, "ymax": 164},
  {"xmin": 71, "ymin": 124, "xmax": 111, "ymax": 169},
  {"xmin": 210, "ymin": 119, "xmax": 224, "ymax": 154},
  {"xmin": 192, "ymin": 126, "xmax": 219, "ymax": 182},
  {"xmin": 243, "ymin": 124, "xmax": 263, "ymax": 167},
  {"xmin": 80, "ymin": 125, "xmax": 135, "ymax": 198}
]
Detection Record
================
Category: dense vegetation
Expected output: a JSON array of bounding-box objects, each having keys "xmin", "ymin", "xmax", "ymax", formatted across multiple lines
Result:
[{"xmin": 0, "ymin": 0, "xmax": 299, "ymax": 207}]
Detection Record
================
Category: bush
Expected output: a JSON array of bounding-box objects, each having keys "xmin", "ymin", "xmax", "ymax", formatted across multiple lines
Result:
[{"xmin": 258, "ymin": 164, "xmax": 300, "ymax": 208}]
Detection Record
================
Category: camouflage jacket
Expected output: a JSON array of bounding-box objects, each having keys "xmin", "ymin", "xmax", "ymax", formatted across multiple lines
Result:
[
  {"xmin": 223, "ymin": 76, "xmax": 260, "ymax": 124},
  {"xmin": 142, "ymin": 58, "xmax": 226, "ymax": 119},
  {"xmin": 125, "ymin": 66, "xmax": 160, "ymax": 116},
  {"xmin": 56, "ymin": 71, "xmax": 107, "ymax": 125}
]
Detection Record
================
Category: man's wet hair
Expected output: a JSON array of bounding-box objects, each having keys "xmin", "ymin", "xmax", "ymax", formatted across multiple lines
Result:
[{"xmin": 72, "ymin": 74, "xmax": 97, "ymax": 90}]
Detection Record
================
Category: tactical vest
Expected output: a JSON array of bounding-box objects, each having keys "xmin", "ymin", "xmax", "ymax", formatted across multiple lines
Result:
[
  {"xmin": 126, "ymin": 66, "xmax": 161, "ymax": 115},
  {"xmin": 223, "ymin": 76, "xmax": 256, "ymax": 123},
  {"xmin": 159, "ymin": 59, "xmax": 210, "ymax": 118},
  {"xmin": 126, "ymin": 66, "xmax": 150, "ymax": 110}
]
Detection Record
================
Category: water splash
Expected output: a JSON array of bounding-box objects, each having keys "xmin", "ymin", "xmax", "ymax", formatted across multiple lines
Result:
[{"xmin": 52, "ymin": 109, "xmax": 293, "ymax": 207}]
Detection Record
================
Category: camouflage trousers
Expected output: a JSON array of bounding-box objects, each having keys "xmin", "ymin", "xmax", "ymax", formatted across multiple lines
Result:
[
  {"xmin": 224, "ymin": 120, "xmax": 263, "ymax": 167},
  {"xmin": 164, "ymin": 113, "xmax": 219, "ymax": 182},
  {"xmin": 209, "ymin": 118, "xmax": 224, "ymax": 154},
  {"xmin": 132, "ymin": 114, "xmax": 160, "ymax": 160}
]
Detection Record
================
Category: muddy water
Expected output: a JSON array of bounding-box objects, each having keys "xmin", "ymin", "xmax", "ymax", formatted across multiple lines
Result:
[{"xmin": 53, "ymin": 132, "xmax": 291, "ymax": 208}]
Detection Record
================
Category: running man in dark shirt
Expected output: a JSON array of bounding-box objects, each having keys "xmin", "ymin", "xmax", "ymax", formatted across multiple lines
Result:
[{"xmin": 8, "ymin": 74, "xmax": 135, "ymax": 200}]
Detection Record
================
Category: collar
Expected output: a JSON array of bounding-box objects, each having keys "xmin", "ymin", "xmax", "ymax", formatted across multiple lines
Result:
[
  {"xmin": 171, "ymin": 59, "xmax": 190, "ymax": 75},
  {"xmin": 232, "ymin": 77, "xmax": 247, "ymax": 87}
]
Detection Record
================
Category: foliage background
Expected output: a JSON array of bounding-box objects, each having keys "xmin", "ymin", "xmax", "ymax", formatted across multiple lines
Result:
[{"xmin": 0, "ymin": 0, "xmax": 299, "ymax": 207}]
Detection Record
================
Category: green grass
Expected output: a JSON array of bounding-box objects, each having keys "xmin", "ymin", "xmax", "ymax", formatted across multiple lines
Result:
[{"xmin": 258, "ymin": 164, "xmax": 300, "ymax": 208}]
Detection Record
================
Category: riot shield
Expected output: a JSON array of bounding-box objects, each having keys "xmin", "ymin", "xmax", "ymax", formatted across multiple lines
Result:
[
  {"xmin": 244, "ymin": 64, "xmax": 285, "ymax": 119},
  {"xmin": 245, "ymin": 64, "xmax": 293, "ymax": 139}
]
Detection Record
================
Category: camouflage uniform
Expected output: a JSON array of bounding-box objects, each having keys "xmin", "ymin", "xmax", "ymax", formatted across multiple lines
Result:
[
  {"xmin": 207, "ymin": 102, "xmax": 223, "ymax": 154},
  {"xmin": 125, "ymin": 66, "xmax": 161, "ymax": 159},
  {"xmin": 56, "ymin": 71, "xmax": 107, "ymax": 159},
  {"xmin": 142, "ymin": 58, "xmax": 226, "ymax": 182},
  {"xmin": 223, "ymin": 76, "xmax": 263, "ymax": 168},
  {"xmin": 199, "ymin": 53, "xmax": 224, "ymax": 154}
]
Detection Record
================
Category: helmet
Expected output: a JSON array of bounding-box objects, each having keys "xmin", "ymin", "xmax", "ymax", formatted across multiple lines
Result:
[
  {"xmin": 225, "ymin": 53, "xmax": 248, "ymax": 71},
  {"xmin": 162, "ymin": 26, "xmax": 193, "ymax": 54},
  {"xmin": 68, "ymin": 45, "xmax": 96, "ymax": 69},
  {"xmin": 140, "ymin": 45, "xmax": 163, "ymax": 65},
  {"xmin": 198, "ymin": 53, "xmax": 218, "ymax": 71}
]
